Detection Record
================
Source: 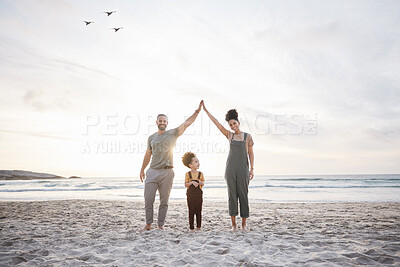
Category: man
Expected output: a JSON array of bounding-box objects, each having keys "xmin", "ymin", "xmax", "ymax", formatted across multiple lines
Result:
[{"xmin": 140, "ymin": 100, "xmax": 203, "ymax": 230}]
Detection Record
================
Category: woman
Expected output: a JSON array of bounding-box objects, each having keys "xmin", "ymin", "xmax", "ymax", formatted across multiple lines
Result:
[{"xmin": 202, "ymin": 102, "xmax": 254, "ymax": 231}]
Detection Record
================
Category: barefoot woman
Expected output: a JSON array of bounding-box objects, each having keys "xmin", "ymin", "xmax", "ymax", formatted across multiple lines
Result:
[{"xmin": 203, "ymin": 102, "xmax": 254, "ymax": 231}]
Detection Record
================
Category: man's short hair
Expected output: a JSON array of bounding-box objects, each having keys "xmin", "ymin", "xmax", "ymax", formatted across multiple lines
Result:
[{"xmin": 157, "ymin": 114, "xmax": 168, "ymax": 120}]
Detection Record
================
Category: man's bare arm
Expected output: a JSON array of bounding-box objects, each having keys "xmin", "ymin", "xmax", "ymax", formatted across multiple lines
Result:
[
  {"xmin": 177, "ymin": 100, "xmax": 203, "ymax": 136},
  {"xmin": 139, "ymin": 149, "xmax": 152, "ymax": 182}
]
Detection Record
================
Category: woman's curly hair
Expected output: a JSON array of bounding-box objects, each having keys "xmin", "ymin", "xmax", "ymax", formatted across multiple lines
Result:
[
  {"xmin": 182, "ymin": 152, "xmax": 196, "ymax": 168},
  {"xmin": 225, "ymin": 109, "xmax": 239, "ymax": 122}
]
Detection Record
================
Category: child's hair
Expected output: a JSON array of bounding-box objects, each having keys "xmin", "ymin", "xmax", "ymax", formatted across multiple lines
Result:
[
  {"xmin": 182, "ymin": 152, "xmax": 196, "ymax": 168},
  {"xmin": 225, "ymin": 109, "xmax": 239, "ymax": 122}
]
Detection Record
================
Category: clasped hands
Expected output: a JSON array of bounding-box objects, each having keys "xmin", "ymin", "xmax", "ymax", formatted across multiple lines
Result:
[{"xmin": 189, "ymin": 181, "xmax": 200, "ymax": 187}]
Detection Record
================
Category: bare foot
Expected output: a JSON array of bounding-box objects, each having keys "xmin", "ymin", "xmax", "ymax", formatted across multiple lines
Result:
[
  {"xmin": 158, "ymin": 225, "xmax": 164, "ymax": 230},
  {"xmin": 196, "ymin": 228, "xmax": 202, "ymax": 232},
  {"xmin": 231, "ymin": 225, "xmax": 238, "ymax": 232},
  {"xmin": 140, "ymin": 224, "xmax": 151, "ymax": 231},
  {"xmin": 189, "ymin": 229, "xmax": 195, "ymax": 232},
  {"xmin": 241, "ymin": 225, "xmax": 248, "ymax": 232}
]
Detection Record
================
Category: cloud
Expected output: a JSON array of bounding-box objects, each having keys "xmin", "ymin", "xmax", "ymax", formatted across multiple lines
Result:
[
  {"xmin": 0, "ymin": 129, "xmax": 77, "ymax": 141},
  {"xmin": 0, "ymin": 34, "xmax": 121, "ymax": 81},
  {"xmin": 22, "ymin": 89, "xmax": 71, "ymax": 112},
  {"xmin": 367, "ymin": 126, "xmax": 400, "ymax": 143},
  {"xmin": 23, "ymin": 89, "xmax": 46, "ymax": 111},
  {"xmin": 1, "ymin": 0, "xmax": 400, "ymax": 175},
  {"xmin": 10, "ymin": 0, "xmax": 75, "ymax": 17},
  {"xmin": 53, "ymin": 59, "xmax": 122, "ymax": 81}
]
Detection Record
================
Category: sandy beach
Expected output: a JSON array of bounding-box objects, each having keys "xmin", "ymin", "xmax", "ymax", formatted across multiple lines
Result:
[{"xmin": 0, "ymin": 200, "xmax": 399, "ymax": 266}]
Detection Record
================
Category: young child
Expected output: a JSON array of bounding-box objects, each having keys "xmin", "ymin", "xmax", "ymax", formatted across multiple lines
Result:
[{"xmin": 182, "ymin": 152, "xmax": 205, "ymax": 232}]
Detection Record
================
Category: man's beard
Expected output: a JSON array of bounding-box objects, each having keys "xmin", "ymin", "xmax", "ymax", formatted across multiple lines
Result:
[{"xmin": 158, "ymin": 124, "xmax": 166, "ymax": 130}]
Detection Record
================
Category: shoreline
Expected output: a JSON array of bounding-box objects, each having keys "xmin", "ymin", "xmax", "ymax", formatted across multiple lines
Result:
[
  {"xmin": 2, "ymin": 174, "xmax": 400, "ymax": 203},
  {"xmin": 1, "ymin": 200, "xmax": 399, "ymax": 266},
  {"xmin": 1, "ymin": 198, "xmax": 400, "ymax": 203}
]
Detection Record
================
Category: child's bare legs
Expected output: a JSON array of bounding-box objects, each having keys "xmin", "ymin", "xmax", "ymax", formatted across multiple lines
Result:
[
  {"xmin": 230, "ymin": 216, "xmax": 237, "ymax": 231},
  {"xmin": 230, "ymin": 216, "xmax": 247, "ymax": 231},
  {"xmin": 242, "ymin": 217, "xmax": 248, "ymax": 231}
]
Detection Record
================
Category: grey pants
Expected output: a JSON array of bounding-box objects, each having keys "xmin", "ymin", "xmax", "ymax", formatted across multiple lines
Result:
[
  {"xmin": 225, "ymin": 167, "xmax": 249, "ymax": 218},
  {"xmin": 144, "ymin": 168, "xmax": 174, "ymax": 226}
]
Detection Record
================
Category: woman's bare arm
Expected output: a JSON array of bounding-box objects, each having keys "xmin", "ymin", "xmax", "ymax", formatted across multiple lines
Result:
[
  {"xmin": 248, "ymin": 145, "xmax": 254, "ymax": 180},
  {"xmin": 202, "ymin": 102, "xmax": 229, "ymax": 138}
]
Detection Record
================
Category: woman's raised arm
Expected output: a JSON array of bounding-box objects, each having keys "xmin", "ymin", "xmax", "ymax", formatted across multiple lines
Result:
[{"xmin": 202, "ymin": 102, "xmax": 229, "ymax": 138}]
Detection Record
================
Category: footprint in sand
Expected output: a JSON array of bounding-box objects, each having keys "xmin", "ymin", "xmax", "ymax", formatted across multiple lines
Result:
[
  {"xmin": 11, "ymin": 256, "xmax": 27, "ymax": 265},
  {"xmin": 207, "ymin": 240, "xmax": 221, "ymax": 246},
  {"xmin": 2, "ymin": 241, "xmax": 13, "ymax": 246},
  {"xmin": 77, "ymin": 254, "xmax": 91, "ymax": 261},
  {"xmin": 214, "ymin": 248, "xmax": 229, "ymax": 255}
]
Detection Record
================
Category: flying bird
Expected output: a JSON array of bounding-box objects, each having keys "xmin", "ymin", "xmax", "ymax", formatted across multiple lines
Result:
[
  {"xmin": 83, "ymin": 21, "xmax": 94, "ymax": 25},
  {"xmin": 111, "ymin": 27, "xmax": 123, "ymax": 32},
  {"xmin": 104, "ymin": 11, "xmax": 117, "ymax": 16}
]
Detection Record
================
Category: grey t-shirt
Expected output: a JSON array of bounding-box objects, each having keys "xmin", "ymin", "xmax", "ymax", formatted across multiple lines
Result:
[{"xmin": 147, "ymin": 127, "xmax": 180, "ymax": 169}]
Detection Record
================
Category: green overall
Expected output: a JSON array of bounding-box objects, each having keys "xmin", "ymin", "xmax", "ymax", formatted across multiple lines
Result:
[{"xmin": 224, "ymin": 132, "xmax": 250, "ymax": 218}]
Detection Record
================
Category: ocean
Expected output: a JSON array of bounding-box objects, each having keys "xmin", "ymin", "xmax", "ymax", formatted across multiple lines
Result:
[{"xmin": 0, "ymin": 174, "xmax": 399, "ymax": 202}]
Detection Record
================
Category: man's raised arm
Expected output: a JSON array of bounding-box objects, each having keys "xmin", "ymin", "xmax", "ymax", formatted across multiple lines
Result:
[{"xmin": 177, "ymin": 100, "xmax": 203, "ymax": 136}]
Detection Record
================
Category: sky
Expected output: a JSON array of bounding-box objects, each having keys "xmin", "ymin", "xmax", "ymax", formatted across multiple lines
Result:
[{"xmin": 0, "ymin": 0, "xmax": 399, "ymax": 177}]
